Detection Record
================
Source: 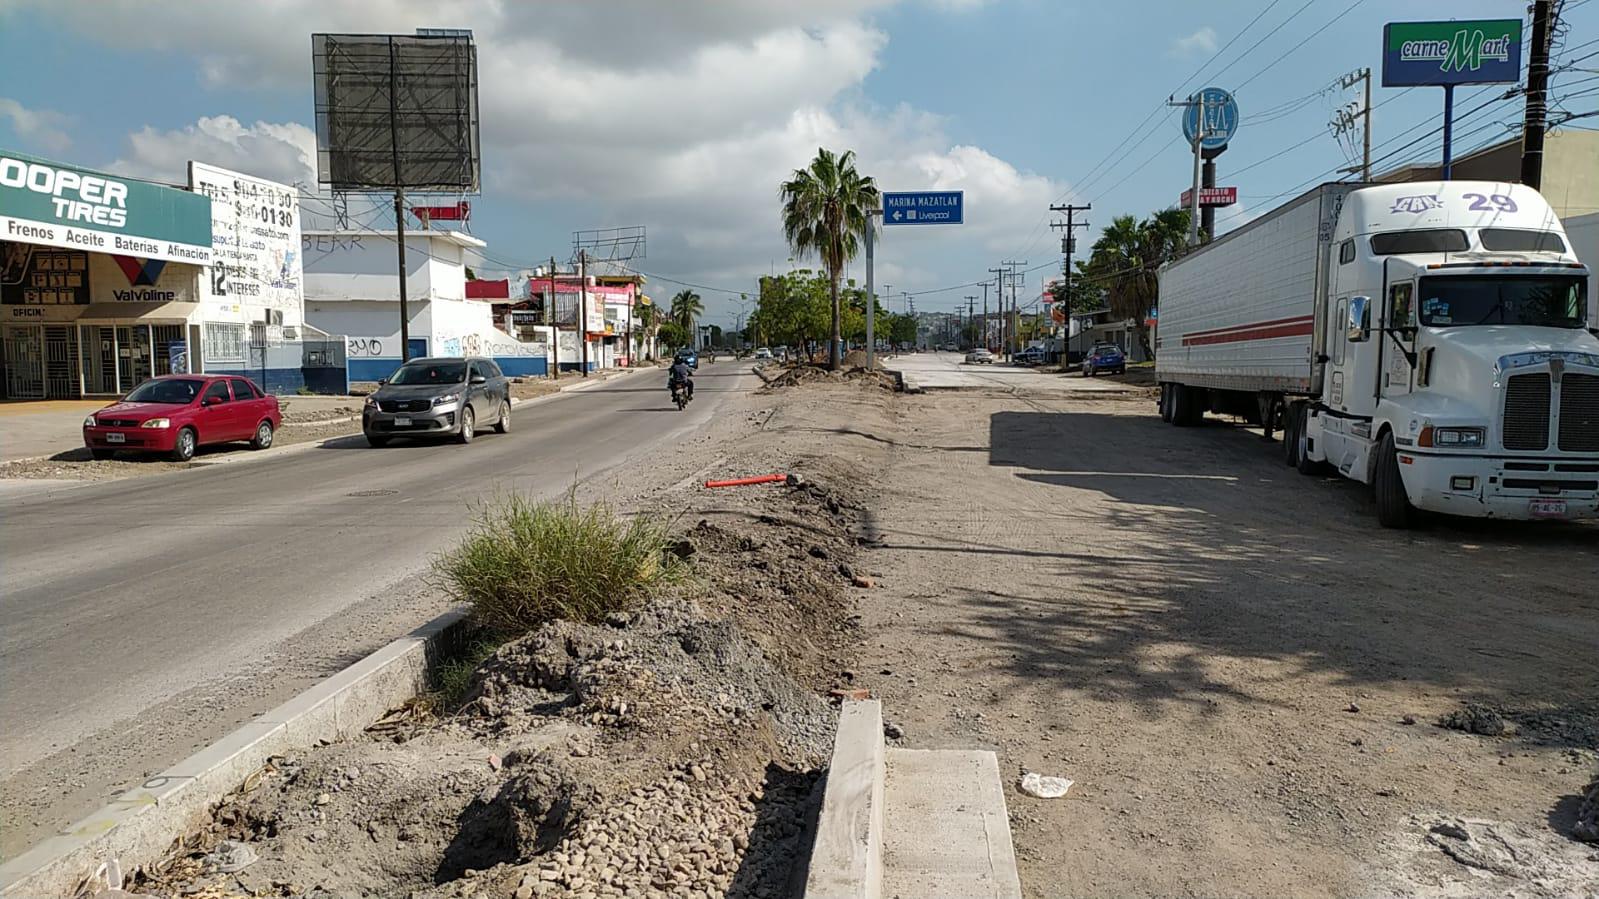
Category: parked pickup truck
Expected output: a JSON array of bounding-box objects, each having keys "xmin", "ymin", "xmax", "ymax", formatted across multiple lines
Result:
[{"xmin": 1155, "ymin": 181, "xmax": 1596, "ymax": 528}]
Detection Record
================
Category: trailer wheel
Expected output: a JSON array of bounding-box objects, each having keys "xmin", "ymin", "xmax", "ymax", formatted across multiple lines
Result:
[
  {"xmin": 1373, "ymin": 431, "xmax": 1416, "ymax": 529},
  {"xmin": 1172, "ymin": 385, "xmax": 1202, "ymax": 427},
  {"xmin": 1159, "ymin": 384, "xmax": 1174, "ymax": 423},
  {"xmin": 1283, "ymin": 403, "xmax": 1302, "ymax": 467}
]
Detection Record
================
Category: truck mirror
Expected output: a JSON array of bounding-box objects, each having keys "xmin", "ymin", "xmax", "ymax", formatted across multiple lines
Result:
[{"xmin": 1347, "ymin": 296, "xmax": 1371, "ymax": 342}]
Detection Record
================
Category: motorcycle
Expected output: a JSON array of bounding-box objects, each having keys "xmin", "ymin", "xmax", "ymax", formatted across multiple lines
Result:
[{"xmin": 670, "ymin": 381, "xmax": 690, "ymax": 410}]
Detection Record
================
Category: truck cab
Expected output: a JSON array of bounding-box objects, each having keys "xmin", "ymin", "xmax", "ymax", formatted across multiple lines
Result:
[{"xmin": 1300, "ymin": 181, "xmax": 1596, "ymax": 525}]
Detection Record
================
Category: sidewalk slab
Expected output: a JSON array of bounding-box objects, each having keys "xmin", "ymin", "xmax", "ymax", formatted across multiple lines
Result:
[{"xmin": 881, "ymin": 748, "xmax": 1022, "ymax": 899}]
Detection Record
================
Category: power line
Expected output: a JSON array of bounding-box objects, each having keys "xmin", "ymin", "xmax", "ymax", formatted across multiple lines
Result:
[{"xmin": 1233, "ymin": 0, "xmax": 1370, "ymax": 93}]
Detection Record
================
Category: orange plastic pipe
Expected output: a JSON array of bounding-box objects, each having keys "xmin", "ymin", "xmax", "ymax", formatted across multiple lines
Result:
[{"xmin": 704, "ymin": 473, "xmax": 790, "ymax": 488}]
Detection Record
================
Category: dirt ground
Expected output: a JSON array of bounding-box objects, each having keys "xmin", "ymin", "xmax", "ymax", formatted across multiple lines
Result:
[
  {"xmin": 766, "ymin": 382, "xmax": 1595, "ymax": 897},
  {"xmin": 108, "ymin": 376, "xmax": 1598, "ymax": 898}
]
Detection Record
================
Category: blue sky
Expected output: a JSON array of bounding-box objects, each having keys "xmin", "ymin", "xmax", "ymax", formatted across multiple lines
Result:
[{"xmin": 2, "ymin": 0, "xmax": 1594, "ymax": 324}]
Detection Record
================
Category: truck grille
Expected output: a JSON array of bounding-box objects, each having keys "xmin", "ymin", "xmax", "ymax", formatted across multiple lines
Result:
[
  {"xmin": 1558, "ymin": 373, "xmax": 1599, "ymax": 452},
  {"xmin": 1502, "ymin": 373, "xmax": 1551, "ymax": 450}
]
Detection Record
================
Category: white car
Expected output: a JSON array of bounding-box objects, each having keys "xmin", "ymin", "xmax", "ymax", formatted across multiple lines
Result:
[
  {"xmin": 964, "ymin": 349, "xmax": 994, "ymax": 364},
  {"xmin": 754, "ymin": 347, "xmax": 773, "ymax": 360}
]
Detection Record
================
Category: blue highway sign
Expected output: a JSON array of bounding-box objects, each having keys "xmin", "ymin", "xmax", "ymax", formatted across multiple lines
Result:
[{"xmin": 883, "ymin": 191, "xmax": 964, "ymax": 226}]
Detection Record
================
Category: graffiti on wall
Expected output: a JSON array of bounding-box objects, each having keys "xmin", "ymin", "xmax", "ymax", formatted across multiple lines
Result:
[{"xmin": 346, "ymin": 337, "xmax": 387, "ymax": 357}]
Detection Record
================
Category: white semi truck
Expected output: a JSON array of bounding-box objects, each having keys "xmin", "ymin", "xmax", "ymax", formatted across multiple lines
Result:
[{"xmin": 1155, "ymin": 181, "xmax": 1597, "ymax": 527}]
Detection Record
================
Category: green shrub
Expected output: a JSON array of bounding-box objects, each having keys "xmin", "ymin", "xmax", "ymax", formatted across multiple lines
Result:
[
  {"xmin": 434, "ymin": 493, "xmax": 686, "ymax": 633},
  {"xmin": 431, "ymin": 635, "xmax": 507, "ymax": 707}
]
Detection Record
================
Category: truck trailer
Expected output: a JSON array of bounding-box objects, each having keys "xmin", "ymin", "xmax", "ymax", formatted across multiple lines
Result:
[{"xmin": 1155, "ymin": 181, "xmax": 1596, "ymax": 527}]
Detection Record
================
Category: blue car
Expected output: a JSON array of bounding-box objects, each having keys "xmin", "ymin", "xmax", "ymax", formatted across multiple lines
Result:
[
  {"xmin": 1082, "ymin": 343, "xmax": 1126, "ymax": 377},
  {"xmin": 674, "ymin": 348, "xmax": 698, "ymax": 370}
]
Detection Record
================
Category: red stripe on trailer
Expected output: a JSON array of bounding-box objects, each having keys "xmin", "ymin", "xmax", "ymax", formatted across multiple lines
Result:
[
  {"xmin": 1181, "ymin": 314, "xmax": 1314, "ymax": 340},
  {"xmin": 1182, "ymin": 316, "xmax": 1314, "ymax": 346}
]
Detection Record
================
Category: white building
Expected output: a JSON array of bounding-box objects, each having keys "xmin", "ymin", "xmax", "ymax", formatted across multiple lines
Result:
[{"xmin": 302, "ymin": 228, "xmax": 550, "ymax": 381}]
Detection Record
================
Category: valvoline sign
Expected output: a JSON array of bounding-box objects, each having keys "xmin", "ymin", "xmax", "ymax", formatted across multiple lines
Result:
[{"xmin": 1382, "ymin": 19, "xmax": 1522, "ymax": 87}]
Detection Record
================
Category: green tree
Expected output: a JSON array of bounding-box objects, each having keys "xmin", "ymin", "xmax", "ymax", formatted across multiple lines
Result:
[
  {"xmin": 750, "ymin": 269, "xmax": 832, "ymax": 360},
  {"xmin": 1082, "ymin": 208, "xmax": 1190, "ymax": 359},
  {"xmin": 780, "ymin": 148, "xmax": 880, "ymax": 370},
  {"xmin": 669, "ymin": 289, "xmax": 703, "ymax": 335},
  {"xmin": 657, "ymin": 320, "xmax": 689, "ymax": 351},
  {"xmin": 633, "ymin": 301, "xmax": 661, "ymax": 361}
]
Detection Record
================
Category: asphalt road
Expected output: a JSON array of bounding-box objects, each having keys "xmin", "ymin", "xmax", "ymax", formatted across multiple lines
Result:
[{"xmin": 0, "ymin": 363, "xmax": 753, "ymax": 843}]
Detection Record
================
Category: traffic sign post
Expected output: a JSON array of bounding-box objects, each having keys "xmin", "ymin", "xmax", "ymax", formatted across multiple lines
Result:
[{"xmin": 870, "ymin": 191, "xmax": 964, "ymax": 369}]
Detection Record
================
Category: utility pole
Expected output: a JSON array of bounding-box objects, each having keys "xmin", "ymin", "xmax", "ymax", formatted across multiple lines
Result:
[
  {"xmin": 1050, "ymin": 204, "xmax": 1090, "ymax": 368},
  {"xmin": 986, "ymin": 269, "xmax": 1004, "ymax": 355},
  {"xmin": 547, "ymin": 255, "xmax": 559, "ymax": 380},
  {"xmin": 1001, "ymin": 261, "xmax": 1026, "ymax": 361},
  {"xmin": 1168, "ymin": 94, "xmax": 1206, "ymax": 246},
  {"xmin": 965, "ymin": 295, "xmax": 976, "ymax": 349},
  {"xmin": 1522, "ymin": 0, "xmax": 1554, "ymax": 189},
  {"xmin": 1332, "ymin": 68, "xmax": 1373, "ymax": 181},
  {"xmin": 577, "ymin": 249, "xmax": 589, "ymax": 376}
]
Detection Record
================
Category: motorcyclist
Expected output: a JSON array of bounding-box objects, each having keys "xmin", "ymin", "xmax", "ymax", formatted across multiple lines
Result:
[{"xmin": 668, "ymin": 358, "xmax": 694, "ymax": 401}]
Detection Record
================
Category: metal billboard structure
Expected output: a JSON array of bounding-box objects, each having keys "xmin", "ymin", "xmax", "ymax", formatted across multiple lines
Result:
[
  {"xmin": 1380, "ymin": 19, "xmax": 1523, "ymax": 180},
  {"xmin": 311, "ymin": 31, "xmax": 482, "ymax": 361}
]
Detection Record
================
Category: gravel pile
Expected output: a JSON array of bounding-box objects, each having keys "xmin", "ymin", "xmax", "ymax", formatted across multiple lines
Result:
[{"xmin": 498, "ymin": 761, "xmax": 816, "ymax": 898}]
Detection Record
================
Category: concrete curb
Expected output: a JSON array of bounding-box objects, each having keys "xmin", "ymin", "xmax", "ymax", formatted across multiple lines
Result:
[
  {"xmin": 803, "ymin": 700, "xmax": 886, "ymax": 899},
  {"xmin": 0, "ymin": 608, "xmax": 469, "ymax": 897}
]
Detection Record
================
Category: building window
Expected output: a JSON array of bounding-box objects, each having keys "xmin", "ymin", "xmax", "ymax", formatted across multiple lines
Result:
[{"xmin": 205, "ymin": 323, "xmax": 246, "ymax": 362}]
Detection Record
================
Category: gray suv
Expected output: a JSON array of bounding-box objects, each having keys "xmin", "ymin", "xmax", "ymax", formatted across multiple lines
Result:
[{"xmin": 362, "ymin": 356, "xmax": 511, "ymax": 447}]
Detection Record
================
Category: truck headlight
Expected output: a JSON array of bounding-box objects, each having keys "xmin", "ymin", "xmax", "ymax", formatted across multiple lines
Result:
[
  {"xmin": 141, "ymin": 418, "xmax": 171, "ymax": 429},
  {"xmin": 1427, "ymin": 427, "xmax": 1485, "ymax": 448}
]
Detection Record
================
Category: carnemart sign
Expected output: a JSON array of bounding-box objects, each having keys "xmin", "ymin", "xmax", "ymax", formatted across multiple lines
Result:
[
  {"xmin": 1382, "ymin": 19, "xmax": 1522, "ymax": 87},
  {"xmin": 0, "ymin": 151, "xmax": 213, "ymax": 264}
]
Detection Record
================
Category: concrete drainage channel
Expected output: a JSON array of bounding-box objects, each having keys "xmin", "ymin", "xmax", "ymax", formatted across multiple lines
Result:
[
  {"xmin": 0, "ymin": 609, "xmax": 471, "ymax": 897},
  {"xmin": 804, "ymin": 700, "xmax": 1023, "ymax": 899}
]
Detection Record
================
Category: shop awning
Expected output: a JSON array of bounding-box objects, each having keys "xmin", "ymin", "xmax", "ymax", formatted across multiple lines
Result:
[{"xmin": 78, "ymin": 302, "xmax": 199, "ymax": 321}]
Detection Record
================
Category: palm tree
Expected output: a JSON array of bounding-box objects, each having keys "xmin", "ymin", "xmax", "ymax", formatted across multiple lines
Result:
[
  {"xmin": 780, "ymin": 147, "xmax": 880, "ymax": 369},
  {"xmin": 1086, "ymin": 209, "xmax": 1190, "ymax": 359},
  {"xmin": 669, "ymin": 289, "xmax": 703, "ymax": 348}
]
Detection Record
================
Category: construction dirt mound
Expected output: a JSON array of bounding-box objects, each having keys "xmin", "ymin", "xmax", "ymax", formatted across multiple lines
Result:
[
  {"xmin": 138, "ymin": 474, "xmax": 867, "ymax": 899},
  {"xmin": 760, "ymin": 362, "xmax": 896, "ymax": 393}
]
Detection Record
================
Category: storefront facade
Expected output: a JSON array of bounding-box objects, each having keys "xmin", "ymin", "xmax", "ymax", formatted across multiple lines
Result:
[{"xmin": 1, "ymin": 150, "xmax": 212, "ymax": 398}]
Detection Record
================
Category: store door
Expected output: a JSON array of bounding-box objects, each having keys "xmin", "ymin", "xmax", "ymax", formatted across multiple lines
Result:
[
  {"xmin": 42, "ymin": 325, "xmax": 78, "ymax": 398},
  {"xmin": 4, "ymin": 325, "xmax": 44, "ymax": 399},
  {"xmin": 117, "ymin": 325, "xmax": 153, "ymax": 392},
  {"xmin": 80, "ymin": 325, "xmax": 118, "ymax": 395}
]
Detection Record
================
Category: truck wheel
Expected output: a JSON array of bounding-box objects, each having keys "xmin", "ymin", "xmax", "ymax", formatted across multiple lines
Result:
[
  {"xmin": 1283, "ymin": 404, "xmax": 1302, "ymax": 467},
  {"xmin": 1294, "ymin": 408, "xmax": 1333, "ymax": 476},
  {"xmin": 1159, "ymin": 384, "xmax": 1174, "ymax": 423},
  {"xmin": 1374, "ymin": 432, "xmax": 1416, "ymax": 529}
]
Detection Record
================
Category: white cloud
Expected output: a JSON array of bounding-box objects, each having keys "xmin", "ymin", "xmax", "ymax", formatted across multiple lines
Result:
[
  {"xmin": 1169, "ymin": 26, "xmax": 1217, "ymax": 58},
  {"xmin": 108, "ymin": 116, "xmax": 316, "ymax": 188},
  {"xmin": 0, "ymin": 97, "xmax": 73, "ymax": 153},
  {"xmin": 19, "ymin": 1, "xmax": 1067, "ymax": 318}
]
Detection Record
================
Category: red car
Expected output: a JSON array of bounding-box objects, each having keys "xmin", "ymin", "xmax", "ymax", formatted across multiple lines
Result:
[{"xmin": 83, "ymin": 374, "xmax": 281, "ymax": 462}]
